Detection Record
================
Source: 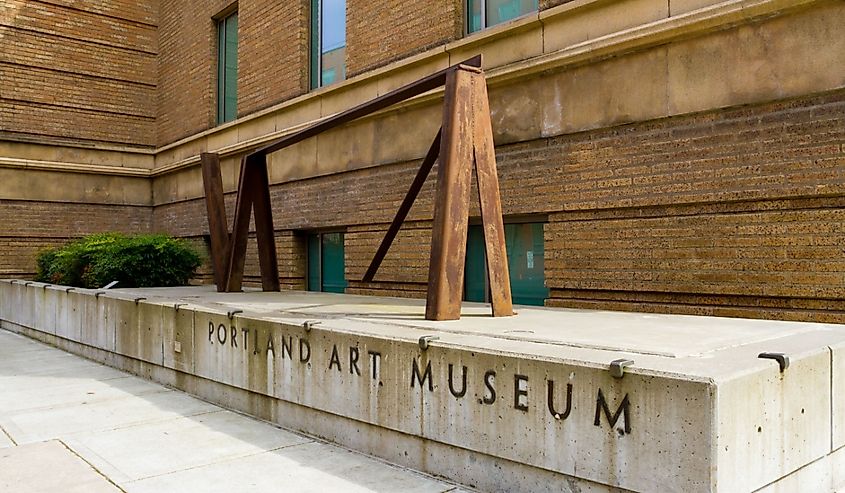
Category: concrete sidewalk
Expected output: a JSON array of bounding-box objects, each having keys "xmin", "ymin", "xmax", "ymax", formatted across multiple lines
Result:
[{"xmin": 0, "ymin": 329, "xmax": 467, "ymax": 493}]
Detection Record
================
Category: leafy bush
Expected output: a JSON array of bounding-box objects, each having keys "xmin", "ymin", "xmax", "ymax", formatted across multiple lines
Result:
[{"xmin": 35, "ymin": 233, "xmax": 202, "ymax": 289}]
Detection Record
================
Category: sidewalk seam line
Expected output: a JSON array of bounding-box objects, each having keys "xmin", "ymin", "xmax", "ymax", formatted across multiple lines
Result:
[
  {"xmin": 58, "ymin": 439, "xmax": 128, "ymax": 493},
  {"xmin": 0, "ymin": 424, "xmax": 18, "ymax": 446}
]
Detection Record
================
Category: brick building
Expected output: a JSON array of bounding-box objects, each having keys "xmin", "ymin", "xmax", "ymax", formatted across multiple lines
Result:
[{"xmin": 1, "ymin": 0, "xmax": 843, "ymax": 322}]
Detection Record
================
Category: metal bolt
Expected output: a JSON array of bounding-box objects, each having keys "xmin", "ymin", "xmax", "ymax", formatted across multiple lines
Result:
[
  {"xmin": 609, "ymin": 359, "xmax": 635, "ymax": 379},
  {"xmin": 418, "ymin": 335, "xmax": 440, "ymax": 351}
]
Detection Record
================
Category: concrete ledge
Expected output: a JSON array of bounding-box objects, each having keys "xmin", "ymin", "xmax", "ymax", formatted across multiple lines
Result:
[{"xmin": 2, "ymin": 280, "xmax": 844, "ymax": 492}]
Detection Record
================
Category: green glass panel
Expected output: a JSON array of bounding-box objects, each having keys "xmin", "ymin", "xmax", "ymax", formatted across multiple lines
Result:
[
  {"xmin": 307, "ymin": 234, "xmax": 320, "ymax": 291},
  {"xmin": 467, "ymin": 0, "xmax": 483, "ymax": 33},
  {"xmin": 223, "ymin": 14, "xmax": 238, "ymax": 122},
  {"xmin": 321, "ymin": 233, "xmax": 347, "ymax": 293},
  {"xmin": 505, "ymin": 223, "xmax": 548, "ymax": 306},
  {"xmin": 217, "ymin": 13, "xmax": 238, "ymax": 124},
  {"xmin": 464, "ymin": 225, "xmax": 487, "ymax": 302},
  {"xmin": 484, "ymin": 0, "xmax": 537, "ymax": 29},
  {"xmin": 217, "ymin": 22, "xmax": 225, "ymax": 121}
]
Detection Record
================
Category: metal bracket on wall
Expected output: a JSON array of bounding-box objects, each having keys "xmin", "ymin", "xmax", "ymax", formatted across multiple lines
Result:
[
  {"xmin": 758, "ymin": 352, "xmax": 790, "ymax": 372},
  {"xmin": 201, "ymin": 54, "xmax": 514, "ymax": 321}
]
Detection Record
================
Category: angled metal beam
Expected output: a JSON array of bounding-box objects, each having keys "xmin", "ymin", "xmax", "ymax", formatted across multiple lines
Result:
[
  {"xmin": 200, "ymin": 153, "xmax": 231, "ymax": 291},
  {"xmin": 252, "ymin": 55, "xmax": 481, "ymax": 157},
  {"xmin": 362, "ymin": 128, "xmax": 442, "ymax": 283},
  {"xmin": 251, "ymin": 153, "xmax": 280, "ymax": 291},
  {"xmin": 470, "ymin": 72, "xmax": 514, "ymax": 317},
  {"xmin": 425, "ymin": 67, "xmax": 475, "ymax": 321},
  {"xmin": 224, "ymin": 155, "xmax": 256, "ymax": 292}
]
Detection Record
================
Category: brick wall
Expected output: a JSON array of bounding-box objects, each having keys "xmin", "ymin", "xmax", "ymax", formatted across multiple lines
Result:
[
  {"xmin": 0, "ymin": 0, "xmax": 157, "ymax": 146},
  {"xmin": 346, "ymin": 0, "xmax": 462, "ymax": 77},
  {"xmin": 237, "ymin": 1, "xmax": 309, "ymax": 116},
  {"xmin": 0, "ymin": 199, "xmax": 153, "ymax": 277},
  {"xmin": 157, "ymin": 0, "xmax": 310, "ymax": 145},
  {"xmin": 152, "ymin": 88, "xmax": 845, "ymax": 322}
]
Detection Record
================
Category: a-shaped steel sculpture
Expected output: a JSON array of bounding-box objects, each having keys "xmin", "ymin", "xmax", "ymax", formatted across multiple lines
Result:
[{"xmin": 201, "ymin": 55, "xmax": 513, "ymax": 320}]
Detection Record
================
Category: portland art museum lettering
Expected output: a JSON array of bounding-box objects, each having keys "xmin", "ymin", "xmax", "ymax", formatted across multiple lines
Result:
[{"xmin": 207, "ymin": 320, "xmax": 632, "ymax": 435}]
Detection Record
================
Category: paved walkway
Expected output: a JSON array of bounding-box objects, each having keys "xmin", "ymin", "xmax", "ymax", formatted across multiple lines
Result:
[{"xmin": 0, "ymin": 329, "xmax": 467, "ymax": 493}]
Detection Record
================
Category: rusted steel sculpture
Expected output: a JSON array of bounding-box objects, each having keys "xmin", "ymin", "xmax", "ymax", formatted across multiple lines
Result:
[{"xmin": 201, "ymin": 55, "xmax": 514, "ymax": 320}]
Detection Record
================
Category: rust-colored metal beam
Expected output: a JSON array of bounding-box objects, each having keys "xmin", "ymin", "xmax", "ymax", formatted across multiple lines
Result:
[
  {"xmin": 200, "ymin": 153, "xmax": 231, "ymax": 291},
  {"xmin": 252, "ymin": 55, "xmax": 481, "ymax": 158},
  {"xmin": 208, "ymin": 53, "xmax": 513, "ymax": 320},
  {"xmin": 224, "ymin": 154, "xmax": 282, "ymax": 292},
  {"xmin": 250, "ymin": 153, "xmax": 281, "ymax": 291},
  {"xmin": 362, "ymin": 128, "xmax": 442, "ymax": 283},
  {"xmin": 224, "ymin": 155, "xmax": 254, "ymax": 292},
  {"xmin": 470, "ymin": 72, "xmax": 514, "ymax": 317},
  {"xmin": 425, "ymin": 68, "xmax": 475, "ymax": 321}
]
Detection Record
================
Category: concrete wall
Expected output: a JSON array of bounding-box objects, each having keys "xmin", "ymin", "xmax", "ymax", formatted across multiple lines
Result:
[{"xmin": 2, "ymin": 281, "xmax": 845, "ymax": 491}]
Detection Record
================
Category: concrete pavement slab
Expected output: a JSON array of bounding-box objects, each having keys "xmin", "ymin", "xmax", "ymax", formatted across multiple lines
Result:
[
  {"xmin": 0, "ymin": 329, "xmax": 464, "ymax": 492},
  {"xmin": 0, "ymin": 376, "xmax": 166, "ymax": 414},
  {"xmin": 2, "ymin": 388, "xmax": 219, "ymax": 444},
  {"xmin": 67, "ymin": 409, "xmax": 312, "ymax": 482},
  {"xmin": 0, "ymin": 440, "xmax": 121, "ymax": 493},
  {"xmin": 125, "ymin": 440, "xmax": 458, "ymax": 493}
]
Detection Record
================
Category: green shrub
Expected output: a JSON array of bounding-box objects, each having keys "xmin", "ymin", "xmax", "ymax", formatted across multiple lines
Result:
[{"xmin": 35, "ymin": 233, "xmax": 202, "ymax": 289}]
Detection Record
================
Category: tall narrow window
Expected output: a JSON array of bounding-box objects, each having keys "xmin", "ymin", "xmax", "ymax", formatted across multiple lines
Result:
[
  {"xmin": 217, "ymin": 12, "xmax": 238, "ymax": 124},
  {"xmin": 467, "ymin": 0, "xmax": 537, "ymax": 33},
  {"xmin": 307, "ymin": 232, "xmax": 347, "ymax": 293},
  {"xmin": 310, "ymin": 0, "xmax": 346, "ymax": 89}
]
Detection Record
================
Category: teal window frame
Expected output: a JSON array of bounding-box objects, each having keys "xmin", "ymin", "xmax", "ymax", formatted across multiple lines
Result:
[
  {"xmin": 467, "ymin": 0, "xmax": 538, "ymax": 34},
  {"xmin": 306, "ymin": 231, "xmax": 347, "ymax": 294},
  {"xmin": 216, "ymin": 11, "xmax": 238, "ymax": 124},
  {"xmin": 310, "ymin": 0, "xmax": 347, "ymax": 89}
]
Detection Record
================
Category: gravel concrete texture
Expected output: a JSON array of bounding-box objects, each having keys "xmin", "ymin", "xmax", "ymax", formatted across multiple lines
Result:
[{"xmin": 0, "ymin": 329, "xmax": 463, "ymax": 493}]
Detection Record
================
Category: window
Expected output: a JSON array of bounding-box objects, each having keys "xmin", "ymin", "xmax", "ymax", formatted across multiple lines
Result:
[
  {"xmin": 307, "ymin": 232, "xmax": 347, "ymax": 293},
  {"xmin": 467, "ymin": 0, "xmax": 538, "ymax": 33},
  {"xmin": 310, "ymin": 0, "xmax": 346, "ymax": 89},
  {"xmin": 465, "ymin": 222, "xmax": 548, "ymax": 306},
  {"xmin": 216, "ymin": 11, "xmax": 238, "ymax": 124}
]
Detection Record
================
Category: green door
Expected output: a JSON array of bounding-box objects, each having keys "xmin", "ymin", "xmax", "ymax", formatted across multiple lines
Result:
[
  {"xmin": 307, "ymin": 232, "xmax": 347, "ymax": 293},
  {"xmin": 505, "ymin": 223, "xmax": 547, "ymax": 306},
  {"xmin": 307, "ymin": 234, "xmax": 321, "ymax": 291},
  {"xmin": 321, "ymin": 232, "xmax": 347, "ymax": 293},
  {"xmin": 464, "ymin": 223, "xmax": 548, "ymax": 306},
  {"xmin": 464, "ymin": 226, "xmax": 488, "ymax": 302}
]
